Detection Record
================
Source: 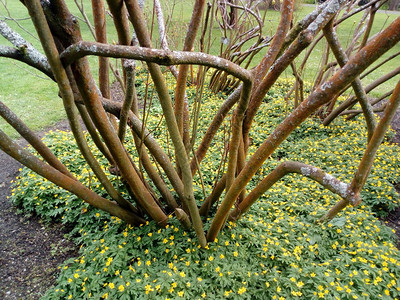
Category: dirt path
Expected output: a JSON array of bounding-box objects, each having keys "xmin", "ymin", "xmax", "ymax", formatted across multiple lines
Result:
[{"xmin": 0, "ymin": 120, "xmax": 78, "ymax": 300}]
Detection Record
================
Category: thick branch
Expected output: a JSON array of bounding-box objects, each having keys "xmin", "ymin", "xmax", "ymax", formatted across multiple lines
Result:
[
  {"xmin": 91, "ymin": 0, "xmax": 110, "ymax": 98},
  {"xmin": 229, "ymin": 161, "xmax": 358, "ymax": 220},
  {"xmin": 32, "ymin": 0, "xmax": 168, "ymax": 224},
  {"xmin": 0, "ymin": 45, "xmax": 53, "ymax": 78},
  {"xmin": 24, "ymin": 0, "xmax": 137, "ymax": 212},
  {"xmin": 124, "ymin": 0, "xmax": 207, "ymax": 247},
  {"xmin": 60, "ymin": 41, "xmax": 252, "ymax": 83},
  {"xmin": 0, "ymin": 101, "xmax": 72, "ymax": 177},
  {"xmin": 0, "ymin": 128, "xmax": 144, "ymax": 225},
  {"xmin": 253, "ymin": 0, "xmax": 294, "ymax": 86},
  {"xmin": 322, "ymin": 78, "xmax": 400, "ymax": 222},
  {"xmin": 0, "ymin": 20, "xmax": 52, "ymax": 77},
  {"xmin": 207, "ymin": 16, "xmax": 400, "ymax": 242},
  {"xmin": 242, "ymin": 0, "xmax": 346, "ymax": 146}
]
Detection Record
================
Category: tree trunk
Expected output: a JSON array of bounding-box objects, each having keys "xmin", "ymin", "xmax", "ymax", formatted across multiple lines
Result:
[{"xmin": 389, "ymin": 0, "xmax": 400, "ymax": 10}]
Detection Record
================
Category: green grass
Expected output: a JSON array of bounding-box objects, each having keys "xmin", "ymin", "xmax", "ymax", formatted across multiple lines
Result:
[
  {"xmin": 0, "ymin": 1, "xmax": 399, "ymax": 138},
  {"xmin": 0, "ymin": 1, "xmax": 64, "ymax": 138}
]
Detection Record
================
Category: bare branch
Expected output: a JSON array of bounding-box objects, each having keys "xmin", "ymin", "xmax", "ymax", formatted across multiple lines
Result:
[
  {"xmin": 322, "ymin": 77, "xmax": 400, "ymax": 221},
  {"xmin": 207, "ymin": 16, "xmax": 400, "ymax": 242},
  {"xmin": 0, "ymin": 127, "xmax": 145, "ymax": 225},
  {"xmin": 0, "ymin": 20, "xmax": 51, "ymax": 77},
  {"xmin": 154, "ymin": 0, "xmax": 178, "ymax": 78},
  {"xmin": 229, "ymin": 161, "xmax": 358, "ymax": 220},
  {"xmin": 60, "ymin": 41, "xmax": 252, "ymax": 83},
  {"xmin": 323, "ymin": 19, "xmax": 376, "ymax": 141},
  {"xmin": 0, "ymin": 100, "xmax": 72, "ymax": 177}
]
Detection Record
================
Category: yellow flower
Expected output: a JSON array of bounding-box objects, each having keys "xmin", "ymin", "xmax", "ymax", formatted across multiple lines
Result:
[
  {"xmin": 118, "ymin": 285, "xmax": 125, "ymax": 292},
  {"xmin": 238, "ymin": 286, "xmax": 246, "ymax": 295},
  {"xmin": 109, "ymin": 283, "xmax": 115, "ymax": 289},
  {"xmin": 224, "ymin": 290, "xmax": 232, "ymax": 296}
]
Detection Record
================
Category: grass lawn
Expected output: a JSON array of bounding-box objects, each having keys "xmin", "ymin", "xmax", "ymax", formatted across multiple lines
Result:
[{"xmin": 0, "ymin": 1, "xmax": 399, "ymax": 138}]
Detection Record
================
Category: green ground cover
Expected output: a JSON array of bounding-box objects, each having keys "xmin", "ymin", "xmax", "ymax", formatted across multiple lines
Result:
[{"xmin": 9, "ymin": 76, "xmax": 400, "ymax": 299}]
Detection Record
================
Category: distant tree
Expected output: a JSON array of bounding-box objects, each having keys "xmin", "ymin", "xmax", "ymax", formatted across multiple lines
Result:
[
  {"xmin": 0, "ymin": 0, "xmax": 399, "ymax": 247},
  {"xmin": 388, "ymin": 0, "xmax": 400, "ymax": 10}
]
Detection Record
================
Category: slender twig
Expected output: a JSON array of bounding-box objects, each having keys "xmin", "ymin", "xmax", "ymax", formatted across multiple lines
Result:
[
  {"xmin": 323, "ymin": 19, "xmax": 376, "ymax": 141},
  {"xmin": 321, "ymin": 78, "xmax": 400, "ymax": 222}
]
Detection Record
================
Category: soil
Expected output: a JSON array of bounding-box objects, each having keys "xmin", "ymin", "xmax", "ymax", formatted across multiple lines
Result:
[
  {"xmin": 0, "ymin": 120, "xmax": 79, "ymax": 300},
  {"xmin": 0, "ymin": 104, "xmax": 399, "ymax": 299}
]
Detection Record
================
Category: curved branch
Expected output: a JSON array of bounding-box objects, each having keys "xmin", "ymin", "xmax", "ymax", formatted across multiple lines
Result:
[
  {"xmin": 242, "ymin": 0, "xmax": 346, "ymax": 147},
  {"xmin": 253, "ymin": 0, "xmax": 294, "ymax": 86},
  {"xmin": 60, "ymin": 41, "xmax": 252, "ymax": 83},
  {"xmin": 207, "ymin": 16, "xmax": 400, "ymax": 242},
  {"xmin": 0, "ymin": 100, "xmax": 72, "ymax": 177},
  {"xmin": 0, "ymin": 45, "xmax": 53, "ymax": 78},
  {"xmin": 0, "ymin": 128, "xmax": 144, "ymax": 225},
  {"xmin": 229, "ymin": 161, "xmax": 358, "ymax": 220},
  {"xmin": 321, "ymin": 77, "xmax": 400, "ymax": 222},
  {"xmin": 0, "ymin": 20, "xmax": 51, "ymax": 75}
]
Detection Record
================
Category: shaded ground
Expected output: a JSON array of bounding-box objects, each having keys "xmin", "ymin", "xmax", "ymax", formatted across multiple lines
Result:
[
  {"xmin": 380, "ymin": 108, "xmax": 400, "ymax": 247},
  {"xmin": 0, "ymin": 106, "xmax": 399, "ymax": 299},
  {"xmin": 0, "ymin": 120, "xmax": 78, "ymax": 300}
]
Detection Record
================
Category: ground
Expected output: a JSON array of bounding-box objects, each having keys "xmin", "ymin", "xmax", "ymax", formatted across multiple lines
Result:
[
  {"xmin": 0, "ymin": 109, "xmax": 399, "ymax": 299},
  {"xmin": 0, "ymin": 120, "xmax": 78, "ymax": 300}
]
